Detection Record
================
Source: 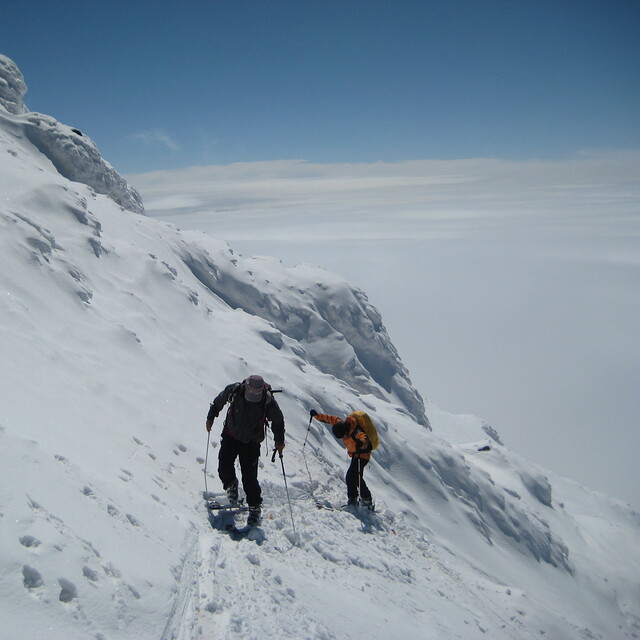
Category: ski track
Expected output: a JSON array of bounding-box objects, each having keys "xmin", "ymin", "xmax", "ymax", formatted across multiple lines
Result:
[
  {"xmin": 171, "ymin": 483, "xmax": 457, "ymax": 640},
  {"xmin": 186, "ymin": 497, "xmax": 342, "ymax": 640},
  {"xmin": 159, "ymin": 526, "xmax": 200, "ymax": 640},
  {"xmin": 169, "ymin": 479, "xmax": 530, "ymax": 640},
  {"xmin": 167, "ymin": 447, "xmax": 546, "ymax": 640}
]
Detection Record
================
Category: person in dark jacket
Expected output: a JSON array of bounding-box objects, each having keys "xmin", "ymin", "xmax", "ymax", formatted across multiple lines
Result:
[{"xmin": 206, "ymin": 375, "xmax": 285, "ymax": 525}]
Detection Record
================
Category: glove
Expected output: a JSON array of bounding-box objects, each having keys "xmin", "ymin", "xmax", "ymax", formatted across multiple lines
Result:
[
  {"xmin": 206, "ymin": 418, "xmax": 213, "ymax": 433},
  {"xmin": 309, "ymin": 409, "xmax": 318, "ymax": 417},
  {"xmin": 275, "ymin": 441, "xmax": 285, "ymax": 454}
]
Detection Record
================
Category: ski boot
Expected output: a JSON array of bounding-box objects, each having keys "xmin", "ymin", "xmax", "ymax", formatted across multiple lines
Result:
[
  {"xmin": 225, "ymin": 480, "xmax": 239, "ymax": 506},
  {"xmin": 247, "ymin": 505, "xmax": 262, "ymax": 527},
  {"xmin": 360, "ymin": 498, "xmax": 375, "ymax": 511}
]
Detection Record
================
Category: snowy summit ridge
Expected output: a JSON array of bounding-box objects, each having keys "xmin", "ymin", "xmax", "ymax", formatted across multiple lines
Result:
[
  {"xmin": 0, "ymin": 54, "xmax": 143, "ymax": 214},
  {"xmin": 1, "ymin": 54, "xmax": 639, "ymax": 640}
]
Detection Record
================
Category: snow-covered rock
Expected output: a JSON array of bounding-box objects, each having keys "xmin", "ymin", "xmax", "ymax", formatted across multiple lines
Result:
[
  {"xmin": 0, "ymin": 54, "xmax": 143, "ymax": 214},
  {"xmin": 1, "ymin": 54, "xmax": 639, "ymax": 640},
  {"xmin": 0, "ymin": 54, "xmax": 28, "ymax": 115}
]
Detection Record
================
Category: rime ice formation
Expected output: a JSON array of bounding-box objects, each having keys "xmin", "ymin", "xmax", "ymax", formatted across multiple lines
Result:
[
  {"xmin": 0, "ymin": 54, "xmax": 28, "ymax": 115},
  {"xmin": 0, "ymin": 54, "xmax": 143, "ymax": 213}
]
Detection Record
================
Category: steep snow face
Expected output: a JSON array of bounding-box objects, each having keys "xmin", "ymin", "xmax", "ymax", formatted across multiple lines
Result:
[
  {"xmin": 0, "ymin": 54, "xmax": 143, "ymax": 214},
  {"xmin": 179, "ymin": 244, "xmax": 430, "ymax": 427},
  {"xmin": 1, "ymin": 55, "xmax": 640, "ymax": 640}
]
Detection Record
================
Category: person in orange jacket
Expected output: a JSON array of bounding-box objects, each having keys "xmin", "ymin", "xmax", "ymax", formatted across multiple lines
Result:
[{"xmin": 310, "ymin": 410, "xmax": 373, "ymax": 508}]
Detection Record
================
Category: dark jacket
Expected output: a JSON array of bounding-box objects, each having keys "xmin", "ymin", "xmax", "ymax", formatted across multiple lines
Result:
[{"xmin": 207, "ymin": 382, "xmax": 285, "ymax": 445}]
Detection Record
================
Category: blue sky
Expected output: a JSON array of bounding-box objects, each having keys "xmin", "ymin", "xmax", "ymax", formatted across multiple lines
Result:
[{"xmin": 2, "ymin": 0, "xmax": 639, "ymax": 173}]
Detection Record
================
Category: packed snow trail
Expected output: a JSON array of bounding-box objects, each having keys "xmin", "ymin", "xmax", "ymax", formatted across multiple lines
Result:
[{"xmin": 168, "ymin": 484, "xmax": 525, "ymax": 640}]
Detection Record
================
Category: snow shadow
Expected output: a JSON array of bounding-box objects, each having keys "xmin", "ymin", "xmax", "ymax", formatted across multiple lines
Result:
[{"xmin": 207, "ymin": 509, "xmax": 266, "ymax": 544}]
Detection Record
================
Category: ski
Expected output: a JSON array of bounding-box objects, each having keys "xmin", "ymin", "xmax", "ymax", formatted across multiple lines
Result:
[
  {"xmin": 315, "ymin": 500, "xmax": 375, "ymax": 513},
  {"xmin": 206, "ymin": 500, "xmax": 264, "ymax": 540},
  {"xmin": 315, "ymin": 501, "xmax": 341, "ymax": 512},
  {"xmin": 206, "ymin": 500, "xmax": 249, "ymax": 512}
]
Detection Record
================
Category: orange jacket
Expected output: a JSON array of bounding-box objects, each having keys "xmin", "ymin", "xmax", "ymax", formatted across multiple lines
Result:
[{"xmin": 312, "ymin": 413, "xmax": 372, "ymax": 459}]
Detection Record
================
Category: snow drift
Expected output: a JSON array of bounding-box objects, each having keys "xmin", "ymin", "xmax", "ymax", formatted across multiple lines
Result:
[{"xmin": 1, "ymin": 53, "xmax": 639, "ymax": 640}]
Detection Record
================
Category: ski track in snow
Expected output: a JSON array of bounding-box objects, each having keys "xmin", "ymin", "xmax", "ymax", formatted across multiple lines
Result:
[
  {"xmin": 175, "ymin": 499, "xmax": 421, "ymax": 640},
  {"xmin": 161, "ymin": 461, "xmax": 534, "ymax": 640},
  {"xmin": 168, "ymin": 495, "xmax": 543, "ymax": 640}
]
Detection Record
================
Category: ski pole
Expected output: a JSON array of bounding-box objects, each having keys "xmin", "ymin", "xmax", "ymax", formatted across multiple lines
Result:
[
  {"xmin": 302, "ymin": 415, "xmax": 314, "ymax": 489},
  {"xmin": 302, "ymin": 414, "xmax": 313, "ymax": 448},
  {"xmin": 204, "ymin": 430, "xmax": 211, "ymax": 498},
  {"xmin": 204, "ymin": 430, "xmax": 211, "ymax": 496},
  {"xmin": 272, "ymin": 448, "xmax": 296, "ymax": 533}
]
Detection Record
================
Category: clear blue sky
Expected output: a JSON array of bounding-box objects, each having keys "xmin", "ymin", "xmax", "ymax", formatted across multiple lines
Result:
[{"xmin": 2, "ymin": 0, "xmax": 639, "ymax": 173}]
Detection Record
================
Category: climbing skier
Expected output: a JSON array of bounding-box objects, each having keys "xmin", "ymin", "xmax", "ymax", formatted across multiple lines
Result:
[
  {"xmin": 206, "ymin": 375, "xmax": 285, "ymax": 526},
  {"xmin": 309, "ymin": 410, "xmax": 375, "ymax": 509}
]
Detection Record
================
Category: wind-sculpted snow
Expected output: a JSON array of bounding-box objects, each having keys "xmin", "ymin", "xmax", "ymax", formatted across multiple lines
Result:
[
  {"xmin": 0, "ymin": 54, "xmax": 28, "ymax": 115},
  {"xmin": 21, "ymin": 112, "xmax": 145, "ymax": 214},
  {"xmin": 1, "ymin": 54, "xmax": 639, "ymax": 639},
  {"xmin": 0, "ymin": 54, "xmax": 143, "ymax": 214},
  {"xmin": 179, "ymin": 244, "xmax": 430, "ymax": 428}
]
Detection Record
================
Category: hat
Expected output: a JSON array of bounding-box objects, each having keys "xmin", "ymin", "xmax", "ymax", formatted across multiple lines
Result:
[
  {"xmin": 332, "ymin": 421, "xmax": 348, "ymax": 438},
  {"xmin": 244, "ymin": 375, "xmax": 265, "ymax": 402}
]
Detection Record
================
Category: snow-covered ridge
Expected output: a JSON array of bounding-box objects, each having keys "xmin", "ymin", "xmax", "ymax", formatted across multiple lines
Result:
[
  {"xmin": 0, "ymin": 54, "xmax": 143, "ymax": 214},
  {"xmin": 178, "ymin": 243, "xmax": 430, "ymax": 427},
  {"xmin": 1, "ymin": 54, "xmax": 639, "ymax": 639}
]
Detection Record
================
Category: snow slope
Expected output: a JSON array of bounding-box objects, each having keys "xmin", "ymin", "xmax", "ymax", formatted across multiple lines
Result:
[{"xmin": 1, "ymin": 53, "xmax": 639, "ymax": 640}]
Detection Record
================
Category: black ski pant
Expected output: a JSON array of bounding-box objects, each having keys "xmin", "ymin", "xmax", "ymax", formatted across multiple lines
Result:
[
  {"xmin": 218, "ymin": 433, "xmax": 262, "ymax": 507},
  {"xmin": 345, "ymin": 456, "xmax": 372, "ymax": 502}
]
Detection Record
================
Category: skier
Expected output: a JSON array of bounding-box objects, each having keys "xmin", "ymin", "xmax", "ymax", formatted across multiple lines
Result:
[
  {"xmin": 206, "ymin": 375, "xmax": 285, "ymax": 526},
  {"xmin": 310, "ymin": 410, "xmax": 374, "ymax": 509}
]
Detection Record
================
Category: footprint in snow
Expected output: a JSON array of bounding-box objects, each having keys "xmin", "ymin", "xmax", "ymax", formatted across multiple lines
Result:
[
  {"xmin": 126, "ymin": 514, "xmax": 141, "ymax": 527},
  {"xmin": 58, "ymin": 578, "xmax": 77, "ymax": 603},
  {"xmin": 81, "ymin": 486, "xmax": 95, "ymax": 498},
  {"xmin": 82, "ymin": 566, "xmax": 99, "ymax": 582},
  {"xmin": 22, "ymin": 565, "xmax": 44, "ymax": 590},
  {"xmin": 19, "ymin": 535, "xmax": 41, "ymax": 549}
]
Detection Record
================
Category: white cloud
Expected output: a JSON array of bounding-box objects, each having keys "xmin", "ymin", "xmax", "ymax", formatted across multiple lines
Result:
[
  {"xmin": 130, "ymin": 151, "xmax": 640, "ymax": 243},
  {"xmin": 131, "ymin": 128, "xmax": 180, "ymax": 152}
]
